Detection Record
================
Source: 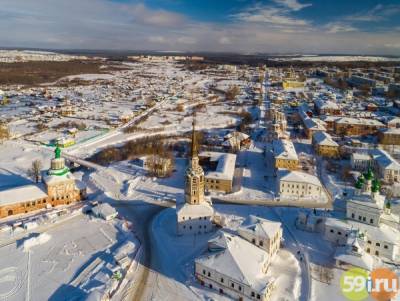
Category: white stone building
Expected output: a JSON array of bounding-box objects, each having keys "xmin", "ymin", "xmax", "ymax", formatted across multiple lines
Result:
[
  {"xmin": 238, "ymin": 215, "xmax": 282, "ymax": 260},
  {"xmin": 195, "ymin": 231, "xmax": 275, "ymax": 301},
  {"xmin": 277, "ymin": 170, "xmax": 323, "ymax": 200}
]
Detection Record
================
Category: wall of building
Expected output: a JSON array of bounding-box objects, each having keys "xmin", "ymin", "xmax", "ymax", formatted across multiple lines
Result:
[
  {"xmin": 279, "ymin": 180, "xmax": 322, "ymax": 198},
  {"xmin": 195, "ymin": 262, "xmax": 272, "ymax": 301},
  {"xmin": 274, "ymin": 159, "xmax": 298, "ymax": 171},
  {"xmin": 346, "ymin": 203, "xmax": 381, "ymax": 227},
  {"xmin": 205, "ymin": 178, "xmax": 233, "ymax": 193},
  {"xmin": 176, "ymin": 214, "xmax": 213, "ymax": 236}
]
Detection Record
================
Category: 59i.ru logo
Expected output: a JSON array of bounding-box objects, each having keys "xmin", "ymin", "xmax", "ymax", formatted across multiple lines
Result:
[{"xmin": 340, "ymin": 267, "xmax": 399, "ymax": 301}]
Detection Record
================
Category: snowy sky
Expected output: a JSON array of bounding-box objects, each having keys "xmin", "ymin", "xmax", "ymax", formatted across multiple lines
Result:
[{"xmin": 1, "ymin": 0, "xmax": 400, "ymax": 55}]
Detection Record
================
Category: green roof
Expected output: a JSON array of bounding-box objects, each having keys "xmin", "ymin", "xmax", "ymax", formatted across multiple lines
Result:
[
  {"xmin": 364, "ymin": 168, "xmax": 374, "ymax": 180},
  {"xmin": 55, "ymin": 146, "xmax": 61, "ymax": 159}
]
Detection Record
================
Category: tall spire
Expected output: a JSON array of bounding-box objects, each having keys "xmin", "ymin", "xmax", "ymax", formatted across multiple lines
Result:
[{"xmin": 191, "ymin": 115, "xmax": 197, "ymax": 158}]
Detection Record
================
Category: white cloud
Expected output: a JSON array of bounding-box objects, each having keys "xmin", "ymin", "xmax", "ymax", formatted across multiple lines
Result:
[
  {"xmin": 384, "ymin": 43, "xmax": 400, "ymax": 49},
  {"xmin": 148, "ymin": 36, "xmax": 167, "ymax": 43},
  {"xmin": 0, "ymin": 0, "xmax": 398, "ymax": 55},
  {"xmin": 272, "ymin": 0, "xmax": 312, "ymax": 11},
  {"xmin": 129, "ymin": 3, "xmax": 186, "ymax": 28},
  {"xmin": 177, "ymin": 36, "xmax": 197, "ymax": 45},
  {"xmin": 233, "ymin": 5, "xmax": 310, "ymax": 26},
  {"xmin": 343, "ymin": 4, "xmax": 400, "ymax": 23},
  {"xmin": 219, "ymin": 36, "xmax": 232, "ymax": 45},
  {"xmin": 325, "ymin": 22, "xmax": 358, "ymax": 34}
]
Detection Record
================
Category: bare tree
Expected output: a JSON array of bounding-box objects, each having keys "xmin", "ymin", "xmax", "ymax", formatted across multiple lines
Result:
[
  {"xmin": 28, "ymin": 159, "xmax": 43, "ymax": 183},
  {"xmin": 0, "ymin": 121, "xmax": 10, "ymax": 143}
]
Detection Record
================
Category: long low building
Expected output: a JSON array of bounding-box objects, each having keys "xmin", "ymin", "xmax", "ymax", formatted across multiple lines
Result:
[
  {"xmin": 334, "ymin": 117, "xmax": 385, "ymax": 136},
  {"xmin": 198, "ymin": 151, "xmax": 237, "ymax": 193},
  {"xmin": 277, "ymin": 169, "xmax": 323, "ymax": 200}
]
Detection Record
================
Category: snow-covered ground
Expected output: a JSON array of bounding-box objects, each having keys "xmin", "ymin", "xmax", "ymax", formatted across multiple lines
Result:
[
  {"xmin": 271, "ymin": 55, "xmax": 400, "ymax": 62},
  {"xmin": 0, "ymin": 212, "xmax": 139, "ymax": 300}
]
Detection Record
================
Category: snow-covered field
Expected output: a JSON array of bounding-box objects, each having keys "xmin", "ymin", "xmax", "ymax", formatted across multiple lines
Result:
[
  {"xmin": 0, "ymin": 213, "xmax": 139, "ymax": 300},
  {"xmin": 271, "ymin": 55, "xmax": 400, "ymax": 62}
]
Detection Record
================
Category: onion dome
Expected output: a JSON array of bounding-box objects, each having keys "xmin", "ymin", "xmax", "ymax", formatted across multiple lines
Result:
[
  {"xmin": 364, "ymin": 168, "xmax": 374, "ymax": 181},
  {"xmin": 355, "ymin": 179, "xmax": 363, "ymax": 189},
  {"xmin": 371, "ymin": 178, "xmax": 380, "ymax": 193}
]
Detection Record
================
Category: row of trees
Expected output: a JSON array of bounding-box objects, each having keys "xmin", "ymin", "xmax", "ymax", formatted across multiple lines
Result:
[{"xmin": 90, "ymin": 135, "xmax": 175, "ymax": 166}]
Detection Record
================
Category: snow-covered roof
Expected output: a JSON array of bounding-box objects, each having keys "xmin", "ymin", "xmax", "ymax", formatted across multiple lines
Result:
[
  {"xmin": 312, "ymin": 131, "xmax": 338, "ymax": 147},
  {"xmin": 272, "ymin": 139, "xmax": 298, "ymax": 161},
  {"xmin": 196, "ymin": 231, "xmax": 272, "ymax": 293},
  {"xmin": 198, "ymin": 151, "xmax": 236, "ymax": 181},
  {"xmin": 336, "ymin": 117, "xmax": 384, "ymax": 127},
  {"xmin": 43, "ymin": 172, "xmax": 75, "ymax": 185},
  {"xmin": 351, "ymin": 152, "xmax": 371, "ymax": 161},
  {"xmin": 0, "ymin": 184, "xmax": 48, "ymax": 206},
  {"xmin": 224, "ymin": 131, "xmax": 250, "ymax": 141},
  {"xmin": 315, "ymin": 99, "xmax": 340, "ymax": 110},
  {"xmin": 334, "ymin": 245, "xmax": 374, "ymax": 271},
  {"xmin": 324, "ymin": 217, "xmax": 352, "ymax": 230},
  {"xmin": 238, "ymin": 215, "xmax": 282, "ymax": 241},
  {"xmin": 372, "ymin": 149, "xmax": 400, "ymax": 171},
  {"xmin": 347, "ymin": 220, "xmax": 400, "ymax": 245},
  {"xmin": 278, "ymin": 170, "xmax": 322, "ymax": 187},
  {"xmin": 176, "ymin": 201, "xmax": 214, "ymax": 217},
  {"xmin": 92, "ymin": 203, "xmax": 117, "ymax": 219}
]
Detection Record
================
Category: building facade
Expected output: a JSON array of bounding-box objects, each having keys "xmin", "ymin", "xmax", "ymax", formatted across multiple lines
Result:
[
  {"xmin": 0, "ymin": 147, "xmax": 86, "ymax": 218},
  {"xmin": 312, "ymin": 131, "xmax": 339, "ymax": 158}
]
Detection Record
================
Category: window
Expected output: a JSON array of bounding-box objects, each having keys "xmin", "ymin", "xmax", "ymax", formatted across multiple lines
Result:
[
  {"xmin": 203, "ymin": 270, "xmax": 206, "ymax": 275},
  {"xmin": 338, "ymin": 232, "xmax": 342, "ymax": 235},
  {"xmin": 208, "ymin": 272, "xmax": 211, "ymax": 277},
  {"xmin": 330, "ymin": 229, "xmax": 334, "ymax": 233},
  {"xmin": 351, "ymin": 213, "xmax": 355, "ymax": 218},
  {"xmin": 189, "ymin": 226, "xmax": 192, "ymax": 230},
  {"xmin": 376, "ymin": 243, "xmax": 380, "ymax": 247},
  {"xmin": 252, "ymin": 238, "xmax": 256, "ymax": 243},
  {"xmin": 251, "ymin": 292, "xmax": 255, "ymax": 297},
  {"xmin": 220, "ymin": 278, "xmax": 224, "ymax": 283},
  {"xmin": 231, "ymin": 283, "xmax": 234, "ymax": 288},
  {"xmin": 370, "ymin": 219, "xmax": 374, "ymax": 224},
  {"xmin": 367, "ymin": 240, "xmax": 371, "ymax": 244},
  {"xmin": 362, "ymin": 217, "xmax": 366, "ymax": 222},
  {"xmin": 384, "ymin": 245, "xmax": 388, "ymax": 249},
  {"xmin": 238, "ymin": 286, "xmax": 242, "ymax": 291},
  {"xmin": 375, "ymin": 251, "xmax": 379, "ymax": 256},
  {"xmin": 257, "ymin": 294, "xmax": 261, "ymax": 299},
  {"xmin": 259, "ymin": 241, "xmax": 263, "ymax": 246}
]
